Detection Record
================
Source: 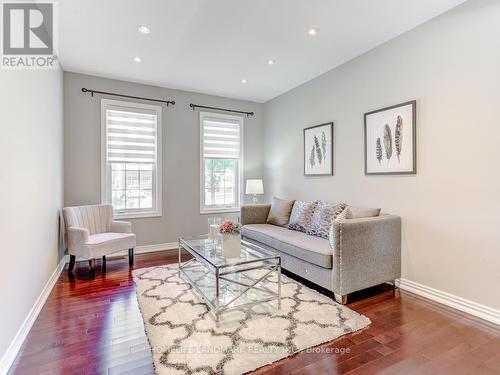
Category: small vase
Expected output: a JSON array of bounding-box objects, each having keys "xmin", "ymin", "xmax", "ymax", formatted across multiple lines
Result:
[{"xmin": 221, "ymin": 234, "xmax": 241, "ymax": 258}]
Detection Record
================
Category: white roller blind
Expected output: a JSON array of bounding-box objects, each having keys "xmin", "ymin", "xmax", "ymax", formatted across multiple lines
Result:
[
  {"xmin": 106, "ymin": 108, "xmax": 157, "ymax": 163},
  {"xmin": 202, "ymin": 118, "xmax": 240, "ymax": 159}
]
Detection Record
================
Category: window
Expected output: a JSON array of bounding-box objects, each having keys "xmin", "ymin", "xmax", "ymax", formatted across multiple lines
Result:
[
  {"xmin": 200, "ymin": 111, "xmax": 243, "ymax": 214},
  {"xmin": 101, "ymin": 99, "xmax": 162, "ymax": 218}
]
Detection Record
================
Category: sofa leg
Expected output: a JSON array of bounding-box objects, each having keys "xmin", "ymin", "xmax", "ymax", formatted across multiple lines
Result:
[
  {"xmin": 68, "ymin": 255, "xmax": 76, "ymax": 274},
  {"xmin": 334, "ymin": 293, "xmax": 348, "ymax": 305},
  {"xmin": 128, "ymin": 248, "xmax": 134, "ymax": 267},
  {"xmin": 88, "ymin": 259, "xmax": 95, "ymax": 279}
]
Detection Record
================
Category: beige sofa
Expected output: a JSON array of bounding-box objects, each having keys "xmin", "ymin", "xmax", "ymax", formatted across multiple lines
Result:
[{"xmin": 241, "ymin": 204, "xmax": 401, "ymax": 304}]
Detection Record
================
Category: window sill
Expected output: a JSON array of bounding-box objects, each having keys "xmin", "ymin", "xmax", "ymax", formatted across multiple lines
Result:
[
  {"xmin": 200, "ymin": 207, "xmax": 241, "ymax": 215},
  {"xmin": 114, "ymin": 211, "xmax": 162, "ymax": 220}
]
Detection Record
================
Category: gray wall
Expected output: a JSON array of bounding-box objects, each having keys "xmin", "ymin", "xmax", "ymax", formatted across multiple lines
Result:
[
  {"xmin": 263, "ymin": 0, "xmax": 500, "ymax": 310},
  {"xmin": 0, "ymin": 69, "xmax": 64, "ymax": 358},
  {"xmin": 64, "ymin": 72, "xmax": 264, "ymax": 246}
]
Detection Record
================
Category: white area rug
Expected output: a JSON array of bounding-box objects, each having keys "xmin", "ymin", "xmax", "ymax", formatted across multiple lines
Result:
[{"xmin": 133, "ymin": 264, "xmax": 370, "ymax": 375}]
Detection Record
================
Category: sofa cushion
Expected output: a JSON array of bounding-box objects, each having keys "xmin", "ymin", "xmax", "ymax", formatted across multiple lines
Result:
[
  {"xmin": 307, "ymin": 201, "xmax": 347, "ymax": 239},
  {"xmin": 266, "ymin": 197, "xmax": 295, "ymax": 227},
  {"xmin": 242, "ymin": 224, "xmax": 333, "ymax": 268},
  {"xmin": 288, "ymin": 200, "xmax": 317, "ymax": 233},
  {"xmin": 346, "ymin": 206, "xmax": 381, "ymax": 219}
]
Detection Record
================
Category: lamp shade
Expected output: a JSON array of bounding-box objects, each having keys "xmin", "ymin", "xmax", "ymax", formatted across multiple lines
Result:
[{"xmin": 245, "ymin": 179, "xmax": 264, "ymax": 195}]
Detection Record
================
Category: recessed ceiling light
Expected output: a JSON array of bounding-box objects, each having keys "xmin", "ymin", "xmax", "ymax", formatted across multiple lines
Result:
[
  {"xmin": 138, "ymin": 25, "xmax": 151, "ymax": 34},
  {"xmin": 268, "ymin": 59, "xmax": 275, "ymax": 65},
  {"xmin": 308, "ymin": 27, "xmax": 319, "ymax": 36},
  {"xmin": 133, "ymin": 56, "xmax": 142, "ymax": 63},
  {"xmin": 241, "ymin": 78, "xmax": 247, "ymax": 84}
]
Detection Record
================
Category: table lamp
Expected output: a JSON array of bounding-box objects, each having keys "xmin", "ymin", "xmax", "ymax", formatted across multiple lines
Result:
[{"xmin": 245, "ymin": 179, "xmax": 264, "ymax": 204}]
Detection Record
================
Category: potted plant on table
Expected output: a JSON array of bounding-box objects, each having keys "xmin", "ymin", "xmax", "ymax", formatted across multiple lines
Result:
[{"xmin": 219, "ymin": 220, "xmax": 242, "ymax": 257}]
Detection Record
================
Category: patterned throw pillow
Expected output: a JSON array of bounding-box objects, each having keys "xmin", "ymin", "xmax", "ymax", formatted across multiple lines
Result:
[
  {"xmin": 307, "ymin": 201, "xmax": 347, "ymax": 239},
  {"xmin": 288, "ymin": 201, "xmax": 317, "ymax": 232}
]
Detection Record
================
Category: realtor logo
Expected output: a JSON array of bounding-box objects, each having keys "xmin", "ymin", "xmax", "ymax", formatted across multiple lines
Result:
[{"xmin": 1, "ymin": 1, "xmax": 58, "ymax": 69}]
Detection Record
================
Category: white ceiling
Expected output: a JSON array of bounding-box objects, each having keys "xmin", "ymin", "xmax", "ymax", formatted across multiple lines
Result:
[{"xmin": 59, "ymin": 0, "xmax": 466, "ymax": 103}]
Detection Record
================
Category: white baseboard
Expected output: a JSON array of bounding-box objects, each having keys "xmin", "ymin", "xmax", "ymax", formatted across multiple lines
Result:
[
  {"xmin": 102, "ymin": 242, "xmax": 177, "ymax": 258},
  {"xmin": 0, "ymin": 256, "xmax": 67, "ymax": 375},
  {"xmin": 136, "ymin": 242, "xmax": 177, "ymax": 254},
  {"xmin": 396, "ymin": 278, "xmax": 500, "ymax": 325}
]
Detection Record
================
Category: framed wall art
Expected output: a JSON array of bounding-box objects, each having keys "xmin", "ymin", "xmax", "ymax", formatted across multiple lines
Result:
[
  {"xmin": 304, "ymin": 122, "xmax": 333, "ymax": 176},
  {"xmin": 364, "ymin": 100, "xmax": 416, "ymax": 175}
]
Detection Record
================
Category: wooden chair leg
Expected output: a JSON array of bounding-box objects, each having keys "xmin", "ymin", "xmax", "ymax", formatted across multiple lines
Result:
[
  {"xmin": 128, "ymin": 248, "xmax": 134, "ymax": 267},
  {"xmin": 88, "ymin": 259, "xmax": 95, "ymax": 279},
  {"xmin": 68, "ymin": 255, "xmax": 76, "ymax": 274}
]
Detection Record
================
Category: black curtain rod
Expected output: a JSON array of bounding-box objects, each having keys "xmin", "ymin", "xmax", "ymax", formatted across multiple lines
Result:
[
  {"xmin": 189, "ymin": 103, "xmax": 254, "ymax": 116},
  {"xmin": 81, "ymin": 88, "xmax": 175, "ymax": 106}
]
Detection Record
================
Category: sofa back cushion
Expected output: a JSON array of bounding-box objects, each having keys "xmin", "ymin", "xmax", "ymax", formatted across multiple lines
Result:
[
  {"xmin": 266, "ymin": 197, "xmax": 295, "ymax": 227},
  {"xmin": 288, "ymin": 200, "xmax": 317, "ymax": 232},
  {"xmin": 307, "ymin": 201, "xmax": 347, "ymax": 238},
  {"xmin": 346, "ymin": 206, "xmax": 381, "ymax": 219}
]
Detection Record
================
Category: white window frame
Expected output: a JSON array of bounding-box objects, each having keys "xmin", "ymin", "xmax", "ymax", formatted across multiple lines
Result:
[
  {"xmin": 101, "ymin": 99, "xmax": 162, "ymax": 219},
  {"xmin": 200, "ymin": 111, "xmax": 244, "ymax": 214}
]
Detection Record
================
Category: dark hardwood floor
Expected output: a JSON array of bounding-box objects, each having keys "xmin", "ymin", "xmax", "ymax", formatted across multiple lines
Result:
[{"xmin": 8, "ymin": 251, "xmax": 500, "ymax": 375}]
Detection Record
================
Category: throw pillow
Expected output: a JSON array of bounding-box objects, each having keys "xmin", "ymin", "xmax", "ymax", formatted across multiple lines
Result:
[
  {"xmin": 346, "ymin": 206, "xmax": 381, "ymax": 219},
  {"xmin": 266, "ymin": 197, "xmax": 295, "ymax": 227},
  {"xmin": 329, "ymin": 207, "xmax": 348, "ymax": 248},
  {"xmin": 307, "ymin": 201, "xmax": 347, "ymax": 238},
  {"xmin": 288, "ymin": 200, "xmax": 317, "ymax": 232}
]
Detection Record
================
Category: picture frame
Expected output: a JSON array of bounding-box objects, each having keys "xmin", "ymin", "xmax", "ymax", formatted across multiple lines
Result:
[
  {"xmin": 304, "ymin": 122, "xmax": 333, "ymax": 176},
  {"xmin": 364, "ymin": 100, "xmax": 417, "ymax": 175}
]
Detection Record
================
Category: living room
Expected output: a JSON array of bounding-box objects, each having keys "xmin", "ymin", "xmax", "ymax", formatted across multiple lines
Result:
[{"xmin": 1, "ymin": 1, "xmax": 499, "ymax": 374}]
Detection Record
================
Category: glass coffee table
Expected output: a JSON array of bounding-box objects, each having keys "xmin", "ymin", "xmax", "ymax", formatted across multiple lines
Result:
[{"xmin": 178, "ymin": 235, "xmax": 281, "ymax": 322}]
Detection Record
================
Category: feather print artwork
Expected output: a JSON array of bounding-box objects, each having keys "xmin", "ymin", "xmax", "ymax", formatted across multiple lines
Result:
[
  {"xmin": 321, "ymin": 131, "xmax": 327, "ymax": 157},
  {"xmin": 314, "ymin": 135, "xmax": 322, "ymax": 164},
  {"xmin": 376, "ymin": 137, "xmax": 383, "ymax": 164},
  {"xmin": 383, "ymin": 124, "xmax": 393, "ymax": 163},
  {"xmin": 395, "ymin": 115, "xmax": 403, "ymax": 163},
  {"xmin": 309, "ymin": 145, "xmax": 316, "ymax": 167}
]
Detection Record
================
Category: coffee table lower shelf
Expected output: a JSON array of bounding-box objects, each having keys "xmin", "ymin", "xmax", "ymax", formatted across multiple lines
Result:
[{"xmin": 178, "ymin": 246, "xmax": 281, "ymax": 322}]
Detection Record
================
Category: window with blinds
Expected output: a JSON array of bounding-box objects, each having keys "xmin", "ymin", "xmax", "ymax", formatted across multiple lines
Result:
[
  {"xmin": 101, "ymin": 99, "xmax": 162, "ymax": 218},
  {"xmin": 200, "ymin": 112, "xmax": 243, "ymax": 213}
]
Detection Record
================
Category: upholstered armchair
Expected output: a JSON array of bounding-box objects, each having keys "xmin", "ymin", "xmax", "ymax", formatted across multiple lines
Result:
[{"xmin": 63, "ymin": 204, "xmax": 136, "ymax": 278}]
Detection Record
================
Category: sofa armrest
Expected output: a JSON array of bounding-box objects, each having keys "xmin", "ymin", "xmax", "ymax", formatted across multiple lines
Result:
[
  {"xmin": 330, "ymin": 214, "xmax": 401, "ymax": 295},
  {"xmin": 67, "ymin": 226, "xmax": 89, "ymax": 250},
  {"xmin": 110, "ymin": 220, "xmax": 132, "ymax": 233},
  {"xmin": 241, "ymin": 204, "xmax": 271, "ymax": 225}
]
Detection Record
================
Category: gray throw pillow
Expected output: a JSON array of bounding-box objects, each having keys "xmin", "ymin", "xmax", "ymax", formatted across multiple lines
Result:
[
  {"xmin": 346, "ymin": 206, "xmax": 381, "ymax": 219},
  {"xmin": 288, "ymin": 200, "xmax": 317, "ymax": 232},
  {"xmin": 266, "ymin": 197, "xmax": 295, "ymax": 227},
  {"xmin": 307, "ymin": 201, "xmax": 347, "ymax": 238}
]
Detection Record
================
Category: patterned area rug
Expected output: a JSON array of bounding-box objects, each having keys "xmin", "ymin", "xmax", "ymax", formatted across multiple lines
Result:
[{"xmin": 133, "ymin": 264, "xmax": 370, "ymax": 375}]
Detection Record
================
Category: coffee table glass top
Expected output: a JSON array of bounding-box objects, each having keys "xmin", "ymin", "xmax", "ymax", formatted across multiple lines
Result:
[{"xmin": 178, "ymin": 234, "xmax": 279, "ymax": 269}]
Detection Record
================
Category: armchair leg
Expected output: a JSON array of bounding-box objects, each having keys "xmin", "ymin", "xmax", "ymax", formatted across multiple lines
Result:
[
  {"xmin": 334, "ymin": 293, "xmax": 348, "ymax": 305},
  {"xmin": 128, "ymin": 248, "xmax": 134, "ymax": 267},
  {"xmin": 88, "ymin": 259, "xmax": 95, "ymax": 279},
  {"xmin": 68, "ymin": 255, "xmax": 76, "ymax": 274}
]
